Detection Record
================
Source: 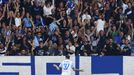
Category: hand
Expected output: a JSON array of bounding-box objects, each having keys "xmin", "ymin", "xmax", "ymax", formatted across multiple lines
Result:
[{"xmin": 80, "ymin": 69, "xmax": 84, "ymax": 72}]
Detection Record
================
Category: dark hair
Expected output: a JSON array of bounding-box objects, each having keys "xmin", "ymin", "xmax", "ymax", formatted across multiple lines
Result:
[
  {"xmin": 39, "ymin": 41, "xmax": 43, "ymax": 44},
  {"xmin": 65, "ymin": 55, "xmax": 70, "ymax": 59}
]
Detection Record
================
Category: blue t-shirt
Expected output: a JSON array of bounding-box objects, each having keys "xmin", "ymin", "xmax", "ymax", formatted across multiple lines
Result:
[
  {"xmin": 23, "ymin": 17, "xmax": 32, "ymax": 28},
  {"xmin": 65, "ymin": 0, "xmax": 75, "ymax": 9}
]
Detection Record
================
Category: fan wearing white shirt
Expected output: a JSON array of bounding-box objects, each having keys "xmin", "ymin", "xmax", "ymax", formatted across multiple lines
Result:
[
  {"xmin": 82, "ymin": 11, "xmax": 91, "ymax": 23},
  {"xmin": 66, "ymin": 41, "xmax": 75, "ymax": 56},
  {"xmin": 53, "ymin": 55, "xmax": 83, "ymax": 75},
  {"xmin": 125, "ymin": 2, "xmax": 133, "ymax": 18},
  {"xmin": 95, "ymin": 14, "xmax": 106, "ymax": 33},
  {"xmin": 122, "ymin": 0, "xmax": 129, "ymax": 14},
  {"xmin": 15, "ymin": 13, "xmax": 21, "ymax": 27},
  {"xmin": 15, "ymin": 8, "xmax": 25, "ymax": 27},
  {"xmin": 43, "ymin": 0, "xmax": 55, "ymax": 16}
]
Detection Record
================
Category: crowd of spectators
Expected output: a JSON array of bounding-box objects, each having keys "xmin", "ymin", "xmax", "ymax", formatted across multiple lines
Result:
[{"xmin": 0, "ymin": 0, "xmax": 134, "ymax": 56}]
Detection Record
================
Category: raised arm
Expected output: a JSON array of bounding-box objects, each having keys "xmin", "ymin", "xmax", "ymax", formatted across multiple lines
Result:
[
  {"xmin": 78, "ymin": 0, "xmax": 83, "ymax": 12},
  {"xmin": 56, "ymin": 17, "xmax": 64, "ymax": 25},
  {"xmin": 30, "ymin": 17, "xmax": 35, "ymax": 31},
  {"xmin": 106, "ymin": 26, "xmax": 111, "ymax": 37},
  {"xmin": 31, "ymin": 0, "xmax": 34, "ymax": 6},
  {"xmin": 52, "ymin": 0, "xmax": 55, "ymax": 6},
  {"xmin": 0, "ymin": 4, "xmax": 6, "ymax": 20},
  {"xmin": 105, "ymin": 20, "xmax": 111, "ymax": 36},
  {"xmin": 20, "ymin": 7, "xmax": 25, "ymax": 19},
  {"xmin": 31, "ymin": 40, "xmax": 35, "ymax": 55},
  {"xmin": 117, "ymin": 21, "xmax": 122, "ymax": 32},
  {"xmin": 72, "ymin": 67, "xmax": 84, "ymax": 72},
  {"xmin": 90, "ymin": 26, "xmax": 97, "ymax": 36},
  {"xmin": 14, "ymin": 2, "xmax": 20, "ymax": 18},
  {"xmin": 77, "ymin": 12, "xmax": 82, "ymax": 25},
  {"xmin": 43, "ymin": 38, "xmax": 49, "ymax": 46}
]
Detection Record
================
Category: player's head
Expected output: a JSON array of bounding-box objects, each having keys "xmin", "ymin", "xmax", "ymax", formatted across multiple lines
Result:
[{"xmin": 65, "ymin": 55, "xmax": 70, "ymax": 59}]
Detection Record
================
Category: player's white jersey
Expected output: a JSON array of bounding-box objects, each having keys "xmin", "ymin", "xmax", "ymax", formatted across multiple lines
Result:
[{"xmin": 59, "ymin": 59, "xmax": 74, "ymax": 75}]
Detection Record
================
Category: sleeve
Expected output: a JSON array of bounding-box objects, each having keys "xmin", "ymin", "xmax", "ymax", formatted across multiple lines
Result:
[{"xmin": 71, "ymin": 62, "xmax": 75, "ymax": 69}]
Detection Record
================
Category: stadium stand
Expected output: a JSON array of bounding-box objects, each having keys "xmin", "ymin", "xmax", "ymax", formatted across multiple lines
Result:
[{"xmin": 0, "ymin": 0, "xmax": 134, "ymax": 56}]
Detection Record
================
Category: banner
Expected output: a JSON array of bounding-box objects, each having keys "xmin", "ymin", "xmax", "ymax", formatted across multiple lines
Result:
[{"xmin": 0, "ymin": 56, "xmax": 134, "ymax": 75}]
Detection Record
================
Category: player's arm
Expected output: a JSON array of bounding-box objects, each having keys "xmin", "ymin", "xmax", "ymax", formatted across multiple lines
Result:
[
  {"xmin": 71, "ymin": 63, "xmax": 83, "ymax": 72},
  {"xmin": 53, "ymin": 64, "xmax": 61, "ymax": 70},
  {"xmin": 72, "ymin": 67, "xmax": 84, "ymax": 72}
]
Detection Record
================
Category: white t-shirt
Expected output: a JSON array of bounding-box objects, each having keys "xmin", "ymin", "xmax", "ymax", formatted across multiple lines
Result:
[
  {"xmin": 122, "ymin": 3, "xmax": 128, "ymax": 14},
  {"xmin": 59, "ymin": 59, "xmax": 74, "ymax": 75},
  {"xmin": 96, "ymin": 19, "xmax": 105, "ymax": 33},
  {"xmin": 15, "ymin": 17, "xmax": 21, "ymax": 27},
  {"xmin": 43, "ymin": 5, "xmax": 54, "ymax": 16},
  {"xmin": 66, "ymin": 45, "xmax": 75, "ymax": 56},
  {"xmin": 82, "ymin": 14, "xmax": 91, "ymax": 22}
]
